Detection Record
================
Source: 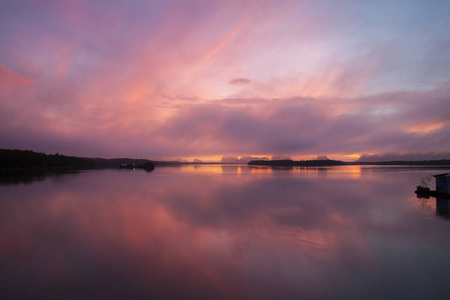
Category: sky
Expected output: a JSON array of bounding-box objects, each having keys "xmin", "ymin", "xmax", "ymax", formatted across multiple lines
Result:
[{"xmin": 1, "ymin": 0, "xmax": 450, "ymax": 161}]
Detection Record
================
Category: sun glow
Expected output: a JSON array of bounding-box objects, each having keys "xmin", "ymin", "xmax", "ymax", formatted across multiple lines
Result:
[{"xmin": 330, "ymin": 154, "xmax": 361, "ymax": 162}]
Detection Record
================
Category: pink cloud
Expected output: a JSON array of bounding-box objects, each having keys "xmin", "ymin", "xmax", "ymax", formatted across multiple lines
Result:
[
  {"xmin": 1, "ymin": 0, "xmax": 450, "ymax": 159},
  {"xmin": 0, "ymin": 64, "xmax": 33, "ymax": 96}
]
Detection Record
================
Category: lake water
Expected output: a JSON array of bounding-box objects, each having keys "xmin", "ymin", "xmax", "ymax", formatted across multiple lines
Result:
[{"xmin": 1, "ymin": 165, "xmax": 450, "ymax": 300}]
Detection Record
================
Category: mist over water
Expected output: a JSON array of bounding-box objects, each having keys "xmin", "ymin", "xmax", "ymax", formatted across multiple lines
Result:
[{"xmin": 1, "ymin": 165, "xmax": 450, "ymax": 299}]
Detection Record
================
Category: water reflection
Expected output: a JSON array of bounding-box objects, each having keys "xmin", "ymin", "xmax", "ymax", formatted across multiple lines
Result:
[
  {"xmin": 0, "ymin": 169, "xmax": 80, "ymax": 185},
  {"xmin": 1, "ymin": 166, "xmax": 450, "ymax": 299},
  {"xmin": 317, "ymin": 167, "xmax": 328, "ymax": 177},
  {"xmin": 436, "ymin": 198, "xmax": 450, "ymax": 218},
  {"xmin": 415, "ymin": 190, "xmax": 450, "ymax": 219}
]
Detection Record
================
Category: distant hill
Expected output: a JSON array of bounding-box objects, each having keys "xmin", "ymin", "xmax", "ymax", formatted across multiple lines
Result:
[{"xmin": 0, "ymin": 149, "xmax": 156, "ymax": 170}]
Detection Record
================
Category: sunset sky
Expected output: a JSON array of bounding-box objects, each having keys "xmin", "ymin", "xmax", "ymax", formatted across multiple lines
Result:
[{"xmin": 1, "ymin": 0, "xmax": 450, "ymax": 161}]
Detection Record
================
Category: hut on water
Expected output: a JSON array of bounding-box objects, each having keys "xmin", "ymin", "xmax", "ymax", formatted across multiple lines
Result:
[{"xmin": 433, "ymin": 173, "xmax": 450, "ymax": 195}]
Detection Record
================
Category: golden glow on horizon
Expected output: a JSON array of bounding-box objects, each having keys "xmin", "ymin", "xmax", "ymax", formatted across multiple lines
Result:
[
  {"xmin": 345, "ymin": 154, "xmax": 361, "ymax": 160},
  {"xmin": 177, "ymin": 154, "xmax": 365, "ymax": 163},
  {"xmin": 181, "ymin": 155, "xmax": 223, "ymax": 163},
  {"xmin": 330, "ymin": 154, "xmax": 361, "ymax": 162}
]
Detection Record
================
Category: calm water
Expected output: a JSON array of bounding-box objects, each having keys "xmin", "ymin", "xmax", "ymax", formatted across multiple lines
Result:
[{"xmin": 1, "ymin": 165, "xmax": 450, "ymax": 300}]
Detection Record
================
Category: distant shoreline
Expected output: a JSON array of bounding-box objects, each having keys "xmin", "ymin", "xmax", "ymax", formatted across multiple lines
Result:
[
  {"xmin": 2, "ymin": 149, "xmax": 450, "ymax": 170},
  {"xmin": 0, "ymin": 149, "xmax": 154, "ymax": 170},
  {"xmin": 247, "ymin": 159, "xmax": 450, "ymax": 167}
]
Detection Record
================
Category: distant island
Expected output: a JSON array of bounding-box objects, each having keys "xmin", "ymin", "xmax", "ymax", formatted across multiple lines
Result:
[{"xmin": 248, "ymin": 159, "xmax": 450, "ymax": 167}]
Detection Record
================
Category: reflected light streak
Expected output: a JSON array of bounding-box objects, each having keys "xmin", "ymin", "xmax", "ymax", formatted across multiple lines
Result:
[
  {"xmin": 324, "ymin": 165, "xmax": 362, "ymax": 180},
  {"xmin": 343, "ymin": 165, "xmax": 362, "ymax": 180},
  {"xmin": 179, "ymin": 164, "xmax": 225, "ymax": 174}
]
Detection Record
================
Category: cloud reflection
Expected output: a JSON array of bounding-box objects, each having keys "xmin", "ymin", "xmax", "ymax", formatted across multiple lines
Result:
[{"xmin": 2, "ymin": 167, "xmax": 450, "ymax": 299}]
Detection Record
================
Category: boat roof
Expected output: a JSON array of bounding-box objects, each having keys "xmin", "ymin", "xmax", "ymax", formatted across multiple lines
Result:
[{"xmin": 433, "ymin": 173, "xmax": 450, "ymax": 178}]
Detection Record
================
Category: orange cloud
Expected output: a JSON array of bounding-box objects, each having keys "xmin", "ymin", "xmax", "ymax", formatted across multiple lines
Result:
[{"xmin": 405, "ymin": 121, "xmax": 447, "ymax": 134}]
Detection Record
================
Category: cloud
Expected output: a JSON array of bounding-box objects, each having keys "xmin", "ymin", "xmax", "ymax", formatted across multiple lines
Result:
[
  {"xmin": 1, "ymin": 74, "xmax": 450, "ymax": 160},
  {"xmin": 1, "ymin": 0, "xmax": 450, "ymax": 160},
  {"xmin": 229, "ymin": 78, "xmax": 251, "ymax": 85},
  {"xmin": 0, "ymin": 64, "xmax": 33, "ymax": 98},
  {"xmin": 149, "ymin": 84, "xmax": 450, "ymax": 159},
  {"xmin": 2, "ymin": 81, "xmax": 450, "ymax": 159}
]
